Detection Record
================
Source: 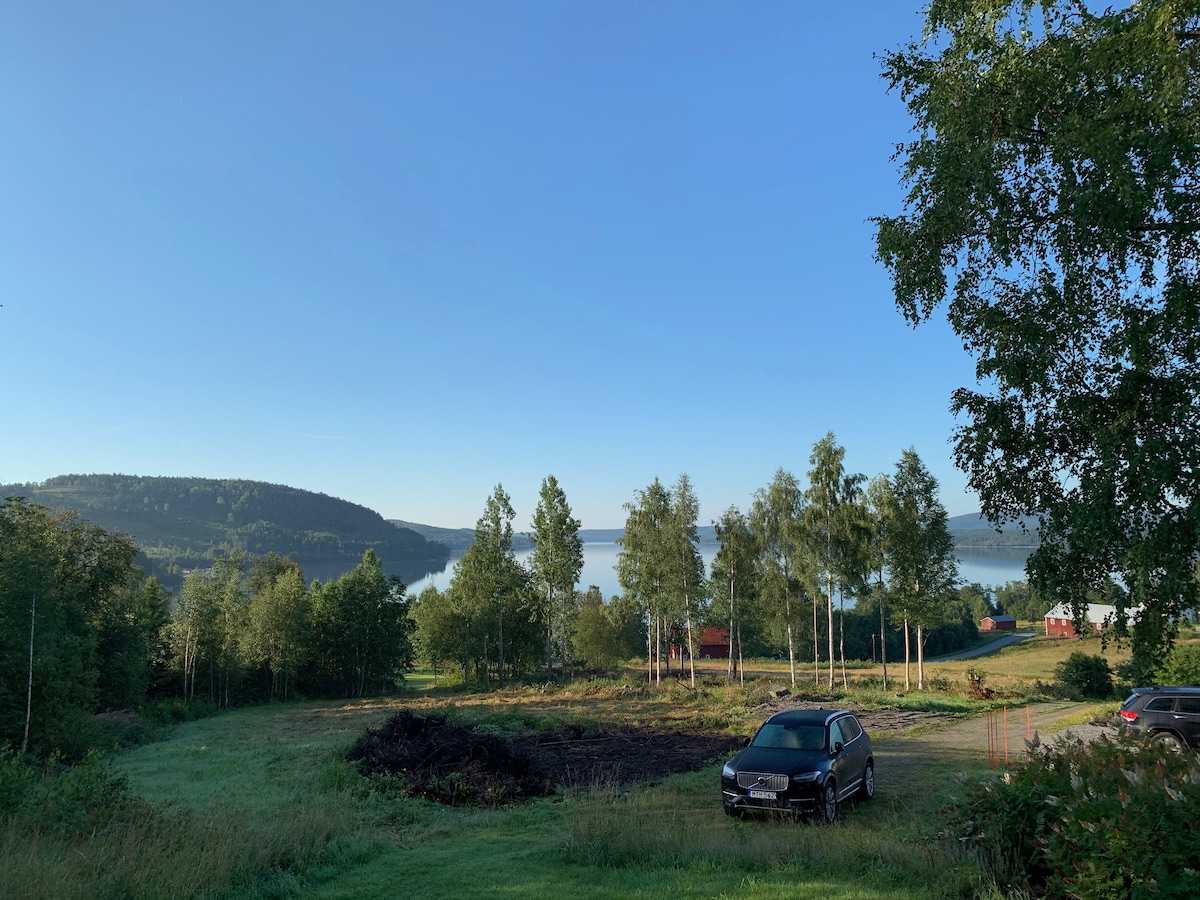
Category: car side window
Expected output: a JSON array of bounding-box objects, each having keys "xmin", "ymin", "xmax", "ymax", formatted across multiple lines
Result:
[
  {"xmin": 1178, "ymin": 698, "xmax": 1200, "ymax": 714},
  {"xmin": 1145, "ymin": 697, "xmax": 1176, "ymax": 711},
  {"xmin": 828, "ymin": 719, "xmax": 845, "ymax": 748},
  {"xmin": 838, "ymin": 716, "xmax": 862, "ymax": 742}
]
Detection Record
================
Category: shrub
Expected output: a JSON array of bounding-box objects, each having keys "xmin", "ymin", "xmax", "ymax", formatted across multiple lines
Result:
[
  {"xmin": 140, "ymin": 697, "xmax": 220, "ymax": 726},
  {"xmin": 0, "ymin": 749, "xmax": 148, "ymax": 837},
  {"xmin": 1054, "ymin": 651, "xmax": 1114, "ymax": 699},
  {"xmin": 947, "ymin": 735, "xmax": 1200, "ymax": 898},
  {"xmin": 1157, "ymin": 643, "xmax": 1200, "ymax": 686}
]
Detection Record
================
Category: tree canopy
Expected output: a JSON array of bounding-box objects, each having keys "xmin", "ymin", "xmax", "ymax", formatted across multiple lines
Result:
[{"xmin": 875, "ymin": 0, "xmax": 1200, "ymax": 670}]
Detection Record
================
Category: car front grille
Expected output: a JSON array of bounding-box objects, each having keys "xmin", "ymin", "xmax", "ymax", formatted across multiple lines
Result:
[{"xmin": 736, "ymin": 772, "xmax": 789, "ymax": 791}]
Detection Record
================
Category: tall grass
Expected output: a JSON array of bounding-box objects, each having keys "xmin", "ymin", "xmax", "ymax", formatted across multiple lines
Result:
[{"xmin": 0, "ymin": 746, "xmax": 384, "ymax": 899}]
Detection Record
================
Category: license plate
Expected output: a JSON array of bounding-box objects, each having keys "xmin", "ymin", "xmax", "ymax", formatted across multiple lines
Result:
[{"xmin": 749, "ymin": 789, "xmax": 777, "ymax": 800}]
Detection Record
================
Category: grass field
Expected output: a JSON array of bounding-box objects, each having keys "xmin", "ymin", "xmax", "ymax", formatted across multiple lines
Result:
[{"xmin": 1, "ymin": 635, "xmax": 1135, "ymax": 899}]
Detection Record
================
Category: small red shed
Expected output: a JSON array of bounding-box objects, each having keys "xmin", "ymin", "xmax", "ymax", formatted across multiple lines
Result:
[{"xmin": 980, "ymin": 615, "xmax": 1017, "ymax": 632}]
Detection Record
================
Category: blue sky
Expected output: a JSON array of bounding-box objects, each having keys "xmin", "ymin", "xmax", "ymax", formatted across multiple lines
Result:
[{"xmin": 1, "ymin": 2, "xmax": 983, "ymax": 530}]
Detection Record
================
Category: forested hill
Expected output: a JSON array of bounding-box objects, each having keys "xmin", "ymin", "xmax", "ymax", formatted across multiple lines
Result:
[
  {"xmin": 2, "ymin": 475, "xmax": 451, "ymax": 589},
  {"xmin": 946, "ymin": 512, "xmax": 1041, "ymax": 549}
]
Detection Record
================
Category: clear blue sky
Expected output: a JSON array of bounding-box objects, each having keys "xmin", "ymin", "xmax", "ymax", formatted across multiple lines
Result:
[{"xmin": 1, "ymin": 2, "xmax": 983, "ymax": 530}]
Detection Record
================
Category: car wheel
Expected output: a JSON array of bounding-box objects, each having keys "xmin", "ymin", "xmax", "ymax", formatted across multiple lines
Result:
[
  {"xmin": 819, "ymin": 779, "xmax": 837, "ymax": 824},
  {"xmin": 1155, "ymin": 732, "xmax": 1184, "ymax": 751},
  {"xmin": 857, "ymin": 762, "xmax": 874, "ymax": 801}
]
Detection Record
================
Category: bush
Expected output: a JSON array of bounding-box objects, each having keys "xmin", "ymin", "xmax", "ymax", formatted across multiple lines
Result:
[
  {"xmin": 140, "ymin": 697, "xmax": 220, "ymax": 726},
  {"xmin": 947, "ymin": 735, "xmax": 1200, "ymax": 898},
  {"xmin": 1054, "ymin": 651, "xmax": 1114, "ymax": 699},
  {"xmin": 1157, "ymin": 643, "xmax": 1200, "ymax": 686},
  {"xmin": 0, "ymin": 749, "xmax": 149, "ymax": 837}
]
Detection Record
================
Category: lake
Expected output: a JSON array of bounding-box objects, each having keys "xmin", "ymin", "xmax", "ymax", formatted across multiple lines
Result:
[{"xmin": 406, "ymin": 542, "xmax": 1032, "ymax": 599}]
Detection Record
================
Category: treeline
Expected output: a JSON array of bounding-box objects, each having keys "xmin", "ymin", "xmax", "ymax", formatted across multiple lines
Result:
[
  {"xmin": 0, "ymin": 498, "xmax": 413, "ymax": 758},
  {"xmin": 1, "ymin": 443, "xmax": 1036, "ymax": 760},
  {"xmin": 408, "ymin": 437, "xmax": 989, "ymax": 692},
  {"xmin": 0, "ymin": 474, "xmax": 450, "ymax": 588}
]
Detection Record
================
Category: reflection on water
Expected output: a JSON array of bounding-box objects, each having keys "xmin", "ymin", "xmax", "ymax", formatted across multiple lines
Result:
[{"xmin": 405, "ymin": 543, "xmax": 1033, "ymax": 598}]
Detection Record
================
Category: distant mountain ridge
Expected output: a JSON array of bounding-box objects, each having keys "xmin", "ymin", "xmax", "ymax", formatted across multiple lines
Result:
[
  {"xmin": 2, "ymin": 475, "xmax": 451, "ymax": 589},
  {"xmin": 389, "ymin": 522, "xmax": 633, "ymax": 556},
  {"xmin": 946, "ymin": 511, "xmax": 1041, "ymax": 549}
]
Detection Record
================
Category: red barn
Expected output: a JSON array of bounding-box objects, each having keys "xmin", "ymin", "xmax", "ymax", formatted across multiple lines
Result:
[{"xmin": 980, "ymin": 615, "xmax": 1017, "ymax": 632}]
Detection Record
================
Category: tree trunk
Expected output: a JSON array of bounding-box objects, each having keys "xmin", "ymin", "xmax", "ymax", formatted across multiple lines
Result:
[
  {"xmin": 646, "ymin": 613, "xmax": 653, "ymax": 684},
  {"xmin": 879, "ymin": 585, "xmax": 889, "ymax": 691},
  {"xmin": 903, "ymin": 617, "xmax": 911, "ymax": 692},
  {"xmin": 545, "ymin": 584, "xmax": 554, "ymax": 682},
  {"xmin": 686, "ymin": 593, "xmax": 696, "ymax": 689},
  {"xmin": 727, "ymin": 576, "xmax": 735, "ymax": 683},
  {"xmin": 812, "ymin": 595, "xmax": 820, "ymax": 685},
  {"xmin": 656, "ymin": 615, "xmax": 663, "ymax": 684},
  {"xmin": 839, "ymin": 592, "xmax": 847, "ymax": 689},
  {"xmin": 729, "ymin": 624, "xmax": 739, "ymax": 686},
  {"xmin": 497, "ymin": 593, "xmax": 505, "ymax": 689},
  {"xmin": 784, "ymin": 593, "xmax": 796, "ymax": 687},
  {"xmin": 917, "ymin": 623, "xmax": 925, "ymax": 691},
  {"xmin": 22, "ymin": 596, "xmax": 35, "ymax": 756},
  {"xmin": 826, "ymin": 572, "xmax": 835, "ymax": 689}
]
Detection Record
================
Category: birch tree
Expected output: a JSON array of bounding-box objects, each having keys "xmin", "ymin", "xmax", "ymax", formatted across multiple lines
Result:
[
  {"xmin": 875, "ymin": 0, "xmax": 1200, "ymax": 673},
  {"xmin": 750, "ymin": 469, "xmax": 805, "ymax": 687},
  {"xmin": 528, "ymin": 475, "xmax": 583, "ymax": 682},
  {"xmin": 884, "ymin": 449, "xmax": 959, "ymax": 690}
]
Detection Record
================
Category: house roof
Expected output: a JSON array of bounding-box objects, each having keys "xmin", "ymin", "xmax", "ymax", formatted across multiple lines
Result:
[
  {"xmin": 1044, "ymin": 602, "xmax": 1120, "ymax": 624},
  {"xmin": 984, "ymin": 615, "xmax": 1016, "ymax": 623}
]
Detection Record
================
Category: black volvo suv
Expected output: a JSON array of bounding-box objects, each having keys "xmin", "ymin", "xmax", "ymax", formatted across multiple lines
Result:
[{"xmin": 1116, "ymin": 686, "xmax": 1200, "ymax": 750}]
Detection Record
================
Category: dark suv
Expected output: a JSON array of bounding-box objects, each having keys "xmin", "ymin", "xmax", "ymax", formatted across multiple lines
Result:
[
  {"xmin": 720, "ymin": 709, "xmax": 873, "ymax": 822},
  {"xmin": 1116, "ymin": 687, "xmax": 1200, "ymax": 750}
]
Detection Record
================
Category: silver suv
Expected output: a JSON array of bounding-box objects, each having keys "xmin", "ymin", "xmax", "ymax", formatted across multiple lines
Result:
[{"xmin": 1116, "ymin": 687, "xmax": 1200, "ymax": 750}]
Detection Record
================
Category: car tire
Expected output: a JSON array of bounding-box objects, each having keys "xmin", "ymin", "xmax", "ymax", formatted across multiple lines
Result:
[
  {"xmin": 819, "ymin": 779, "xmax": 837, "ymax": 824},
  {"xmin": 724, "ymin": 803, "xmax": 743, "ymax": 819},
  {"xmin": 857, "ymin": 762, "xmax": 874, "ymax": 801},
  {"xmin": 1155, "ymin": 732, "xmax": 1184, "ymax": 751}
]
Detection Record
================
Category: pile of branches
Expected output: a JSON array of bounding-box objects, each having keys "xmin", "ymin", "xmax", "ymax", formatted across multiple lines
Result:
[{"xmin": 347, "ymin": 709, "xmax": 552, "ymax": 806}]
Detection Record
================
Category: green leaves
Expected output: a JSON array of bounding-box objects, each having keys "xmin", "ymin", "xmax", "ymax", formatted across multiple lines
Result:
[
  {"xmin": 948, "ymin": 735, "xmax": 1200, "ymax": 898},
  {"xmin": 876, "ymin": 0, "xmax": 1200, "ymax": 671}
]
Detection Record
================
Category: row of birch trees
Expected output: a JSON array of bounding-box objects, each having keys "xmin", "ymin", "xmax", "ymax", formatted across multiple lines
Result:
[{"xmin": 621, "ymin": 434, "xmax": 959, "ymax": 692}]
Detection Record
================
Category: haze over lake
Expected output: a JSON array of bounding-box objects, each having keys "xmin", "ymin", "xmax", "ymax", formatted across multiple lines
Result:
[{"xmin": 406, "ymin": 542, "xmax": 1031, "ymax": 599}]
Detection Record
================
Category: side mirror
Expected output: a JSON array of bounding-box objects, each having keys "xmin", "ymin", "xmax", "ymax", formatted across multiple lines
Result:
[
  {"xmin": 831, "ymin": 741, "xmax": 844, "ymax": 756},
  {"xmin": 743, "ymin": 736, "xmax": 752, "ymax": 747}
]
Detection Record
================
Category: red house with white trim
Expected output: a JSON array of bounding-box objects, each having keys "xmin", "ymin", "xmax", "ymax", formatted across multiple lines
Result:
[{"xmin": 1044, "ymin": 603, "xmax": 1118, "ymax": 638}]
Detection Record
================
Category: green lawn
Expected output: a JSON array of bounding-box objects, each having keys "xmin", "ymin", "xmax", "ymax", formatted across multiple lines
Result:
[{"xmin": 111, "ymin": 687, "xmax": 983, "ymax": 898}]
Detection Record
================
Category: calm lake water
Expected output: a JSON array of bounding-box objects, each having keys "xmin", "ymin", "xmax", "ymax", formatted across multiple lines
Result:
[{"xmin": 406, "ymin": 542, "xmax": 1032, "ymax": 599}]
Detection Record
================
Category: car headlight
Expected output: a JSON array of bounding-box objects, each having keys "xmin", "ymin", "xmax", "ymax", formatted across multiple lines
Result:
[
  {"xmin": 791, "ymin": 771, "xmax": 820, "ymax": 783},
  {"xmin": 722, "ymin": 763, "xmax": 736, "ymax": 778}
]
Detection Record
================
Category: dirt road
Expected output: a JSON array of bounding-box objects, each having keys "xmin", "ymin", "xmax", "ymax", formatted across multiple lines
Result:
[{"xmin": 870, "ymin": 701, "xmax": 1110, "ymax": 787}]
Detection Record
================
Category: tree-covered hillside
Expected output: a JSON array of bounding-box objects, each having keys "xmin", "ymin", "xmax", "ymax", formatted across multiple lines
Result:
[
  {"xmin": 945, "ymin": 513, "xmax": 1041, "ymax": 549},
  {"xmin": 1, "ymin": 475, "xmax": 450, "ymax": 588}
]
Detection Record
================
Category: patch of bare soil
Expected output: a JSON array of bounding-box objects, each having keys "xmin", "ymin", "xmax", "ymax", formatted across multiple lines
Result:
[{"xmin": 348, "ymin": 709, "xmax": 743, "ymax": 807}]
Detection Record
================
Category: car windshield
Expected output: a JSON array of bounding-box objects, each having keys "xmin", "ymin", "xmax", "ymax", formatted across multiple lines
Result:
[{"xmin": 751, "ymin": 723, "xmax": 826, "ymax": 751}]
